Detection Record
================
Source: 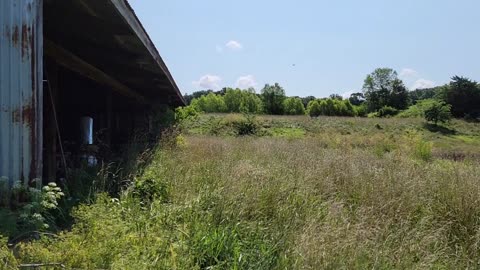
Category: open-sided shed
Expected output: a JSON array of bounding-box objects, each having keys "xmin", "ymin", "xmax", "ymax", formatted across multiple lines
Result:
[{"xmin": 0, "ymin": 0, "xmax": 185, "ymax": 186}]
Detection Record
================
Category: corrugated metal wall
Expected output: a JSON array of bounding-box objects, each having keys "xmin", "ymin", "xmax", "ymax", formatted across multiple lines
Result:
[{"xmin": 0, "ymin": 0, "xmax": 43, "ymax": 186}]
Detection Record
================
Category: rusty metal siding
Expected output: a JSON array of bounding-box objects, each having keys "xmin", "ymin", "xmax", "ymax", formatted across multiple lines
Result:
[{"xmin": 0, "ymin": 0, "xmax": 43, "ymax": 186}]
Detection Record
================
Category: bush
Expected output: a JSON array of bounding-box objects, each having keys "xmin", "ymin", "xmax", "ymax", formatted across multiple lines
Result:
[
  {"xmin": 133, "ymin": 177, "xmax": 170, "ymax": 204},
  {"xmin": 354, "ymin": 104, "xmax": 368, "ymax": 117},
  {"xmin": 377, "ymin": 106, "xmax": 399, "ymax": 118},
  {"xmin": 175, "ymin": 105, "xmax": 199, "ymax": 123},
  {"xmin": 424, "ymin": 101, "xmax": 452, "ymax": 125},
  {"xmin": 233, "ymin": 114, "xmax": 259, "ymax": 136},
  {"xmin": 0, "ymin": 236, "xmax": 17, "ymax": 268}
]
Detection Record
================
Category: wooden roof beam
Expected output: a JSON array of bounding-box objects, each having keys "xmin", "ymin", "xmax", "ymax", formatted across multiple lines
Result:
[{"xmin": 44, "ymin": 39, "xmax": 148, "ymax": 104}]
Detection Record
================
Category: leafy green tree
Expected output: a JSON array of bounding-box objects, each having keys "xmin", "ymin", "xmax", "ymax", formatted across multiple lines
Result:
[
  {"xmin": 362, "ymin": 68, "xmax": 408, "ymax": 111},
  {"xmin": 301, "ymin": 96, "xmax": 316, "ymax": 108},
  {"xmin": 318, "ymin": 100, "xmax": 327, "ymax": 115},
  {"xmin": 223, "ymin": 88, "xmax": 263, "ymax": 114},
  {"xmin": 348, "ymin": 92, "xmax": 365, "ymax": 106},
  {"xmin": 442, "ymin": 76, "xmax": 480, "ymax": 118},
  {"xmin": 184, "ymin": 90, "xmax": 214, "ymax": 105},
  {"xmin": 325, "ymin": 99, "xmax": 336, "ymax": 116},
  {"xmin": 283, "ymin": 97, "xmax": 306, "ymax": 115},
  {"xmin": 191, "ymin": 93, "xmax": 226, "ymax": 113},
  {"xmin": 409, "ymin": 87, "xmax": 444, "ymax": 104},
  {"xmin": 389, "ymin": 79, "xmax": 409, "ymax": 110},
  {"xmin": 261, "ymin": 83, "xmax": 286, "ymax": 115},
  {"xmin": 329, "ymin": 94, "xmax": 343, "ymax": 100},
  {"xmin": 240, "ymin": 88, "xmax": 264, "ymax": 114},
  {"xmin": 342, "ymin": 100, "xmax": 356, "ymax": 116},
  {"xmin": 424, "ymin": 101, "xmax": 452, "ymax": 125},
  {"xmin": 307, "ymin": 100, "xmax": 322, "ymax": 117},
  {"xmin": 223, "ymin": 88, "xmax": 243, "ymax": 112}
]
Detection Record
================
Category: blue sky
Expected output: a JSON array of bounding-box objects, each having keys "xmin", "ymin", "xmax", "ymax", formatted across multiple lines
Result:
[{"xmin": 129, "ymin": 0, "xmax": 479, "ymax": 98}]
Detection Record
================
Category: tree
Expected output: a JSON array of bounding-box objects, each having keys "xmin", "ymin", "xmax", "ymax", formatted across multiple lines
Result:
[
  {"xmin": 184, "ymin": 90, "xmax": 214, "ymax": 105},
  {"xmin": 325, "ymin": 99, "xmax": 336, "ymax": 116},
  {"xmin": 329, "ymin": 94, "xmax": 343, "ymax": 100},
  {"xmin": 301, "ymin": 96, "xmax": 316, "ymax": 108},
  {"xmin": 223, "ymin": 88, "xmax": 243, "ymax": 112},
  {"xmin": 424, "ymin": 101, "xmax": 452, "ymax": 125},
  {"xmin": 342, "ymin": 100, "xmax": 356, "ymax": 116},
  {"xmin": 283, "ymin": 97, "xmax": 306, "ymax": 115},
  {"xmin": 191, "ymin": 93, "xmax": 226, "ymax": 113},
  {"xmin": 261, "ymin": 83, "xmax": 286, "ymax": 115},
  {"xmin": 389, "ymin": 79, "xmax": 409, "ymax": 110},
  {"xmin": 409, "ymin": 86, "xmax": 444, "ymax": 104},
  {"xmin": 240, "ymin": 88, "xmax": 263, "ymax": 114},
  {"xmin": 348, "ymin": 92, "xmax": 365, "ymax": 106},
  {"xmin": 307, "ymin": 100, "xmax": 322, "ymax": 117},
  {"xmin": 443, "ymin": 76, "xmax": 480, "ymax": 118},
  {"xmin": 362, "ymin": 68, "xmax": 408, "ymax": 111}
]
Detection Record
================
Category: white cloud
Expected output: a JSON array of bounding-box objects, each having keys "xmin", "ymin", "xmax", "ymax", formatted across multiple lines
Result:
[
  {"xmin": 193, "ymin": 75, "xmax": 222, "ymax": 90},
  {"xmin": 399, "ymin": 68, "xmax": 436, "ymax": 90},
  {"xmin": 236, "ymin": 75, "xmax": 257, "ymax": 89},
  {"xmin": 412, "ymin": 79, "xmax": 436, "ymax": 90},
  {"xmin": 399, "ymin": 68, "xmax": 419, "ymax": 79},
  {"xmin": 225, "ymin": 40, "xmax": 243, "ymax": 51}
]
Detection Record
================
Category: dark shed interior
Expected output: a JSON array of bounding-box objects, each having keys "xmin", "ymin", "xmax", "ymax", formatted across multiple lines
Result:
[{"xmin": 41, "ymin": 0, "xmax": 184, "ymax": 182}]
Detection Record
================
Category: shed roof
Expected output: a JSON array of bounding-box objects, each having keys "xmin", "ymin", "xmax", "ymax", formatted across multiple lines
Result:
[{"xmin": 44, "ymin": 0, "xmax": 185, "ymax": 106}]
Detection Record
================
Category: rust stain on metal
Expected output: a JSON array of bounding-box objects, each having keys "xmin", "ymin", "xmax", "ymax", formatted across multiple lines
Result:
[
  {"xmin": 21, "ymin": 24, "xmax": 30, "ymax": 58},
  {"xmin": 11, "ymin": 104, "xmax": 34, "ymax": 126},
  {"xmin": 12, "ymin": 25, "xmax": 19, "ymax": 45}
]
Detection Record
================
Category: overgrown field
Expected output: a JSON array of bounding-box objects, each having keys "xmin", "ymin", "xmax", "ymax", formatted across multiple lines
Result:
[{"xmin": 3, "ymin": 115, "xmax": 480, "ymax": 269}]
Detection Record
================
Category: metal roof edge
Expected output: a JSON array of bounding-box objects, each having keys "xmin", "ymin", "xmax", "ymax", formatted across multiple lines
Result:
[{"xmin": 109, "ymin": 0, "xmax": 185, "ymax": 106}]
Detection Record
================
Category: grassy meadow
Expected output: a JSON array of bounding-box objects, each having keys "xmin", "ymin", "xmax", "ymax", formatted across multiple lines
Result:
[{"xmin": 3, "ymin": 114, "xmax": 480, "ymax": 269}]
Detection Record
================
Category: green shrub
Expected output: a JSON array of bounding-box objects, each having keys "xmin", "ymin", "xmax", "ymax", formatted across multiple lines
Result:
[
  {"xmin": 377, "ymin": 106, "xmax": 399, "ymax": 117},
  {"xmin": 175, "ymin": 105, "xmax": 199, "ymax": 123},
  {"xmin": 397, "ymin": 99, "xmax": 438, "ymax": 118},
  {"xmin": 424, "ymin": 101, "xmax": 452, "ymax": 125},
  {"xmin": 0, "ymin": 236, "xmax": 17, "ymax": 268},
  {"xmin": 133, "ymin": 177, "xmax": 170, "ymax": 204},
  {"xmin": 354, "ymin": 104, "xmax": 368, "ymax": 117},
  {"xmin": 233, "ymin": 114, "xmax": 259, "ymax": 136}
]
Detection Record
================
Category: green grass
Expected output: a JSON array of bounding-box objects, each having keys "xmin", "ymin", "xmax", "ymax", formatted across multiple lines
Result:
[{"xmin": 3, "ymin": 114, "xmax": 480, "ymax": 269}]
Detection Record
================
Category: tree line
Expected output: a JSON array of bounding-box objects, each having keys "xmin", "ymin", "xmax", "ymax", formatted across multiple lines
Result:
[{"xmin": 183, "ymin": 68, "xmax": 480, "ymax": 120}]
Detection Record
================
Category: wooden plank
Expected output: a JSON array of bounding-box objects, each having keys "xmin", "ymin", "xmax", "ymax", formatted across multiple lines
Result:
[{"xmin": 44, "ymin": 39, "xmax": 148, "ymax": 104}]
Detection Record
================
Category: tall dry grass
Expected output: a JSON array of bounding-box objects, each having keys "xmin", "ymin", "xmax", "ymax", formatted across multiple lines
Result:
[
  {"xmin": 8, "ymin": 116, "xmax": 480, "ymax": 269},
  {"xmin": 168, "ymin": 136, "xmax": 480, "ymax": 268}
]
